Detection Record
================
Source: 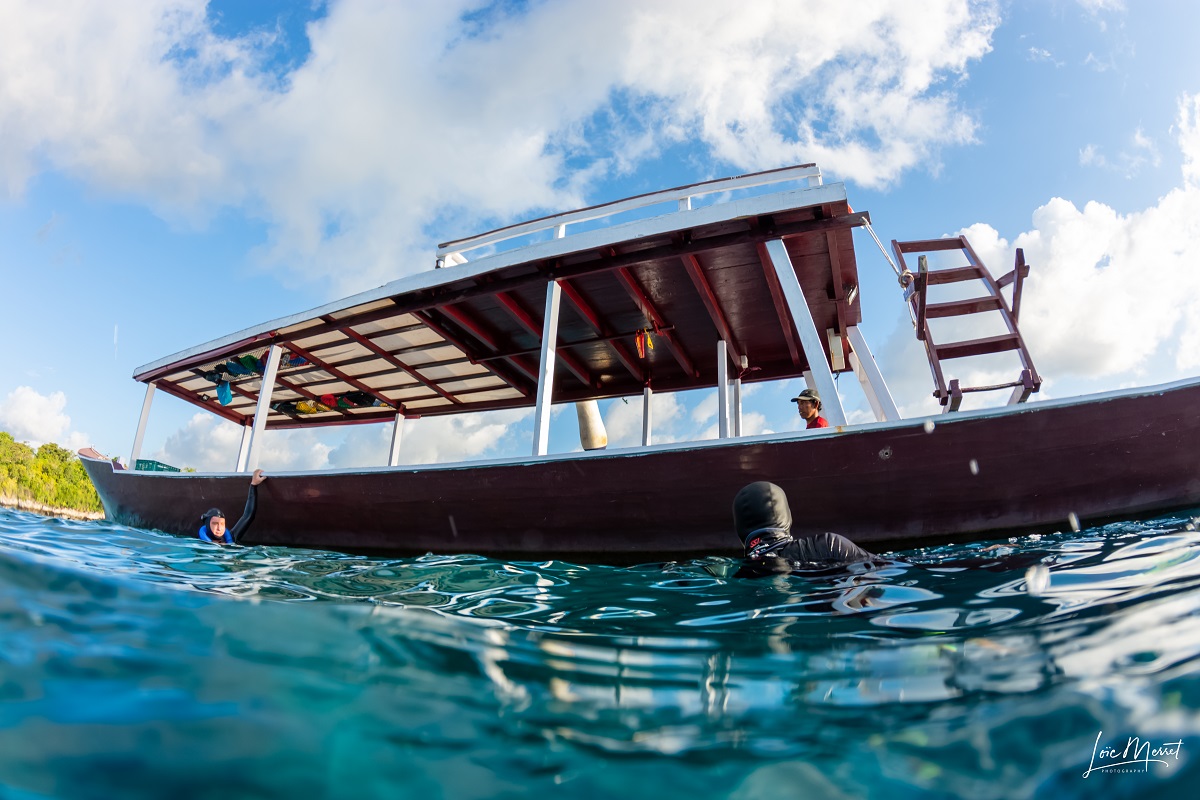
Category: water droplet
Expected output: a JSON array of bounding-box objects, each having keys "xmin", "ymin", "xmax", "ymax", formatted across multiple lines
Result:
[
  {"xmin": 1025, "ymin": 564, "xmax": 1051, "ymax": 596},
  {"xmin": 1067, "ymin": 512, "xmax": 1081, "ymax": 532},
  {"xmin": 968, "ymin": 459, "xmax": 979, "ymax": 475},
  {"xmin": 923, "ymin": 419, "xmax": 936, "ymax": 434}
]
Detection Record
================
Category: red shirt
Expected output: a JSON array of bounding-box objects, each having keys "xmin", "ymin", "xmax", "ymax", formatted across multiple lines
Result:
[{"xmin": 806, "ymin": 416, "xmax": 830, "ymax": 429}]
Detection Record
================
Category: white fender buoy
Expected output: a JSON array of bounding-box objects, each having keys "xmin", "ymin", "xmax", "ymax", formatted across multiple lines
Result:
[{"xmin": 576, "ymin": 400, "xmax": 608, "ymax": 451}]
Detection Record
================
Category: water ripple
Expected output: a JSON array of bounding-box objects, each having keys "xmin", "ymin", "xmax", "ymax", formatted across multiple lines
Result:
[{"xmin": 2, "ymin": 506, "xmax": 1199, "ymax": 797}]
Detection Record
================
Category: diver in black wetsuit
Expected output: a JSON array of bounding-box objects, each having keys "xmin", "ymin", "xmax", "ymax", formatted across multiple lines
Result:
[
  {"xmin": 733, "ymin": 481, "xmax": 874, "ymax": 577},
  {"xmin": 198, "ymin": 469, "xmax": 266, "ymax": 544}
]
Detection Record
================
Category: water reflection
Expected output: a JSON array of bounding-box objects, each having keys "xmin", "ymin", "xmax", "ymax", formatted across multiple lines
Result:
[{"xmin": 1, "ymin": 508, "xmax": 1198, "ymax": 796}]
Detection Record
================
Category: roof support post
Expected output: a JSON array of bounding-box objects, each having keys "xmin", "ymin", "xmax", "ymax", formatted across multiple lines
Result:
[
  {"xmin": 717, "ymin": 339, "xmax": 730, "ymax": 438},
  {"xmin": 247, "ymin": 344, "xmax": 283, "ymax": 471},
  {"xmin": 532, "ymin": 280, "xmax": 562, "ymax": 456},
  {"xmin": 846, "ymin": 325, "xmax": 900, "ymax": 422},
  {"xmin": 129, "ymin": 382, "xmax": 156, "ymax": 469},
  {"xmin": 235, "ymin": 422, "xmax": 252, "ymax": 472},
  {"xmin": 388, "ymin": 413, "xmax": 405, "ymax": 466},
  {"xmin": 642, "ymin": 386, "xmax": 653, "ymax": 447},
  {"xmin": 764, "ymin": 239, "xmax": 847, "ymax": 426},
  {"xmin": 732, "ymin": 376, "xmax": 743, "ymax": 437}
]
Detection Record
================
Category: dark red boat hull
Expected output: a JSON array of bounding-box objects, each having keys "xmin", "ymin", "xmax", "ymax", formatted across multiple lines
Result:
[{"xmin": 80, "ymin": 380, "xmax": 1200, "ymax": 560}]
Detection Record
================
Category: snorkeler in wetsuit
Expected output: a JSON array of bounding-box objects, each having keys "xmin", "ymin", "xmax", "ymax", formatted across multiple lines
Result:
[
  {"xmin": 733, "ymin": 481, "xmax": 874, "ymax": 577},
  {"xmin": 198, "ymin": 469, "xmax": 266, "ymax": 544}
]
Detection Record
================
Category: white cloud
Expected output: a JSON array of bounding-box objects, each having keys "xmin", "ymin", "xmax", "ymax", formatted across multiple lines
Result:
[
  {"xmin": 156, "ymin": 413, "xmax": 254, "ymax": 471},
  {"xmin": 602, "ymin": 385, "xmax": 775, "ymax": 447},
  {"xmin": 327, "ymin": 408, "xmax": 530, "ymax": 467},
  {"xmin": 1078, "ymin": 128, "xmax": 1161, "ymax": 177},
  {"xmin": 1179, "ymin": 94, "xmax": 1200, "ymax": 186},
  {"xmin": 154, "ymin": 413, "xmax": 331, "ymax": 472},
  {"xmin": 0, "ymin": 0, "xmax": 999, "ymax": 295},
  {"xmin": 0, "ymin": 386, "xmax": 90, "ymax": 449},
  {"xmin": 153, "ymin": 406, "xmax": 531, "ymax": 472},
  {"xmin": 1083, "ymin": 52, "xmax": 1113, "ymax": 72},
  {"xmin": 1026, "ymin": 47, "xmax": 1063, "ymax": 67},
  {"xmin": 1076, "ymin": 0, "xmax": 1124, "ymax": 13},
  {"xmin": 603, "ymin": 391, "xmax": 687, "ymax": 447}
]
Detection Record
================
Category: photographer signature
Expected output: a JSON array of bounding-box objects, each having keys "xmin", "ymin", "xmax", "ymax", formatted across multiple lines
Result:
[{"xmin": 1083, "ymin": 731, "xmax": 1184, "ymax": 777}]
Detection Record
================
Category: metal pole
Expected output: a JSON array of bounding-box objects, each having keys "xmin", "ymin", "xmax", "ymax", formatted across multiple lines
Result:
[
  {"xmin": 733, "ymin": 377, "xmax": 743, "ymax": 437},
  {"xmin": 642, "ymin": 386, "xmax": 653, "ymax": 446},
  {"xmin": 532, "ymin": 280, "xmax": 562, "ymax": 456},
  {"xmin": 846, "ymin": 325, "xmax": 900, "ymax": 421},
  {"xmin": 717, "ymin": 340, "xmax": 729, "ymax": 438},
  {"xmin": 388, "ymin": 413, "xmax": 405, "ymax": 466},
  {"xmin": 246, "ymin": 345, "xmax": 283, "ymax": 471},
  {"xmin": 235, "ymin": 422, "xmax": 252, "ymax": 471},
  {"xmin": 764, "ymin": 239, "xmax": 848, "ymax": 426},
  {"xmin": 129, "ymin": 382, "xmax": 156, "ymax": 469}
]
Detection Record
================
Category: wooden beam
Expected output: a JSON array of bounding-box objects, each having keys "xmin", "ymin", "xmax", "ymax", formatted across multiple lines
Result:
[
  {"xmin": 681, "ymin": 253, "xmax": 742, "ymax": 366},
  {"xmin": 494, "ymin": 291, "xmax": 595, "ymax": 388},
  {"xmin": 438, "ymin": 302, "xmax": 540, "ymax": 383},
  {"xmin": 154, "ymin": 378, "xmax": 244, "ymax": 426},
  {"xmin": 558, "ymin": 281, "xmax": 644, "ymax": 382},
  {"xmin": 326, "ymin": 317, "xmax": 462, "ymax": 406},
  {"xmin": 614, "ymin": 267, "xmax": 698, "ymax": 378},
  {"xmin": 755, "ymin": 242, "xmax": 803, "ymax": 367},
  {"xmin": 278, "ymin": 341, "xmax": 398, "ymax": 409},
  {"xmin": 825, "ymin": 226, "xmax": 849, "ymax": 338},
  {"xmin": 413, "ymin": 310, "xmax": 533, "ymax": 397}
]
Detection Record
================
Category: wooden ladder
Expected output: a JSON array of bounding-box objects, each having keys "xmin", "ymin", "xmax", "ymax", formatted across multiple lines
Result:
[{"xmin": 892, "ymin": 236, "xmax": 1041, "ymax": 411}]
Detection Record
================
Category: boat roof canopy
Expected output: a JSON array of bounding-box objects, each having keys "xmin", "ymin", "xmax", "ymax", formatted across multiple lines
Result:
[{"xmin": 134, "ymin": 165, "xmax": 868, "ymax": 430}]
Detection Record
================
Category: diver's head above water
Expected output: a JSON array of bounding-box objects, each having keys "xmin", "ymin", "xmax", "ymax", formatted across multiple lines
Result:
[
  {"xmin": 200, "ymin": 508, "xmax": 227, "ymax": 540},
  {"xmin": 733, "ymin": 481, "xmax": 793, "ymax": 553}
]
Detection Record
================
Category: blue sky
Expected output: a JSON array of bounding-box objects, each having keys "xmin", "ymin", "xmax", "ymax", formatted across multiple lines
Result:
[{"xmin": 2, "ymin": 0, "xmax": 1200, "ymax": 472}]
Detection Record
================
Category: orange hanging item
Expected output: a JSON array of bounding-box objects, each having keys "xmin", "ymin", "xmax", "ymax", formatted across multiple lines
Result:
[{"xmin": 635, "ymin": 329, "xmax": 646, "ymax": 359}]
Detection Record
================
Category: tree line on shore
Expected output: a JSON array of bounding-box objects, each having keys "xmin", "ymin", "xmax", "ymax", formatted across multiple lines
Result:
[{"xmin": 0, "ymin": 431, "xmax": 103, "ymax": 513}]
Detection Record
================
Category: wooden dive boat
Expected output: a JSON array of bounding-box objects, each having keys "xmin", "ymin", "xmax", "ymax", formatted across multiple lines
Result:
[{"xmin": 78, "ymin": 165, "xmax": 1200, "ymax": 558}]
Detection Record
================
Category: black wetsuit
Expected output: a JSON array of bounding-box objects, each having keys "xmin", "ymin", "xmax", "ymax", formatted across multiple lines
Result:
[
  {"xmin": 732, "ymin": 481, "xmax": 874, "ymax": 578},
  {"xmin": 198, "ymin": 484, "xmax": 258, "ymax": 544},
  {"xmin": 734, "ymin": 531, "xmax": 875, "ymax": 577}
]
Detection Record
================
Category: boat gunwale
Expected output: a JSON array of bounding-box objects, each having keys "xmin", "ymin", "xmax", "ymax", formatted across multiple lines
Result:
[{"xmin": 85, "ymin": 374, "xmax": 1200, "ymax": 480}]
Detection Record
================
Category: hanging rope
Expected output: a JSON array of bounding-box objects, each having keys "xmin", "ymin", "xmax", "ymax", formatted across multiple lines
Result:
[{"xmin": 863, "ymin": 219, "xmax": 918, "ymax": 329}]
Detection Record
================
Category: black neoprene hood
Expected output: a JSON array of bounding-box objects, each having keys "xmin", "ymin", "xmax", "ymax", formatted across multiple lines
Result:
[{"xmin": 732, "ymin": 481, "xmax": 793, "ymax": 545}]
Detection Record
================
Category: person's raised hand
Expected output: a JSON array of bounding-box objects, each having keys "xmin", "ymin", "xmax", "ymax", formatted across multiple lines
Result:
[{"xmin": 251, "ymin": 469, "xmax": 267, "ymax": 486}]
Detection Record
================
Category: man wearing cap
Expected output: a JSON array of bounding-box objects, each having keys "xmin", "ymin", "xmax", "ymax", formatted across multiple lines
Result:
[
  {"xmin": 198, "ymin": 469, "xmax": 266, "ymax": 544},
  {"xmin": 732, "ymin": 481, "xmax": 874, "ymax": 576},
  {"xmin": 791, "ymin": 388, "xmax": 829, "ymax": 429}
]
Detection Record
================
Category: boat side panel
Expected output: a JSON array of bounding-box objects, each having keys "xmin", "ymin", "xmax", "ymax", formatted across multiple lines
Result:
[{"xmin": 80, "ymin": 383, "xmax": 1200, "ymax": 557}]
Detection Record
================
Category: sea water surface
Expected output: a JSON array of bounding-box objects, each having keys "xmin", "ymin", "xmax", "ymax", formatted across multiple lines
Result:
[{"xmin": 1, "ymin": 509, "xmax": 1198, "ymax": 799}]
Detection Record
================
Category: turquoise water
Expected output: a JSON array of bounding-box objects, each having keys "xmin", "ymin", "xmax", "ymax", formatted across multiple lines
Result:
[{"xmin": 1, "ymin": 510, "xmax": 1198, "ymax": 799}]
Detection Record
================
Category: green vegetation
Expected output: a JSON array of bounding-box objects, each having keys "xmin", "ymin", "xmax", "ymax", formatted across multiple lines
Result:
[{"xmin": 0, "ymin": 431, "xmax": 103, "ymax": 513}]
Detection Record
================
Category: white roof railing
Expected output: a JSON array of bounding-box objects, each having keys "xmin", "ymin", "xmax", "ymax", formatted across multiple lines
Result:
[{"xmin": 436, "ymin": 163, "xmax": 823, "ymax": 263}]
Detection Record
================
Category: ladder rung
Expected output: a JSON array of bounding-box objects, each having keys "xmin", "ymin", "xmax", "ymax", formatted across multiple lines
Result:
[
  {"xmin": 925, "ymin": 296, "xmax": 1004, "ymax": 318},
  {"xmin": 935, "ymin": 333, "xmax": 1020, "ymax": 360},
  {"xmin": 895, "ymin": 238, "xmax": 966, "ymax": 253},
  {"xmin": 957, "ymin": 379, "xmax": 1026, "ymax": 393},
  {"xmin": 925, "ymin": 266, "xmax": 984, "ymax": 285}
]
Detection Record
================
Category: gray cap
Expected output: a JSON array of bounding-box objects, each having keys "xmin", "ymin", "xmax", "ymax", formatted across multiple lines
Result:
[{"xmin": 790, "ymin": 388, "xmax": 820, "ymax": 404}]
